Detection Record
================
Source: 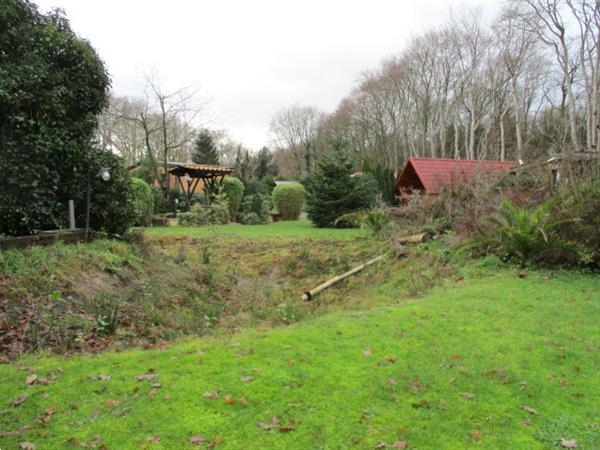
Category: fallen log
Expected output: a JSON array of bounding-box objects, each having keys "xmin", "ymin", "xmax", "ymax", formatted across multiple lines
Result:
[
  {"xmin": 394, "ymin": 232, "xmax": 431, "ymax": 245},
  {"xmin": 302, "ymin": 254, "xmax": 385, "ymax": 301}
]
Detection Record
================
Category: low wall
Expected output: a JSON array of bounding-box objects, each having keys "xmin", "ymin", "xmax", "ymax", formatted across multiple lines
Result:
[{"xmin": 0, "ymin": 229, "xmax": 88, "ymax": 250}]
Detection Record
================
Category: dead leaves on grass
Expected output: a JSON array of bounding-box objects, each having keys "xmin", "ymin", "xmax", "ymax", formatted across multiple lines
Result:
[
  {"xmin": 10, "ymin": 394, "xmax": 28, "ymax": 406},
  {"xmin": 189, "ymin": 435, "xmax": 205, "ymax": 445},
  {"xmin": 202, "ymin": 391, "xmax": 219, "ymax": 400},
  {"xmin": 521, "ymin": 405, "xmax": 538, "ymax": 415},
  {"xmin": 375, "ymin": 441, "xmax": 409, "ymax": 449},
  {"xmin": 135, "ymin": 373, "xmax": 159, "ymax": 382},
  {"xmin": 560, "ymin": 439, "xmax": 578, "ymax": 448},
  {"xmin": 257, "ymin": 416, "xmax": 295, "ymax": 433},
  {"xmin": 89, "ymin": 374, "xmax": 111, "ymax": 381},
  {"xmin": 37, "ymin": 407, "xmax": 56, "ymax": 424}
]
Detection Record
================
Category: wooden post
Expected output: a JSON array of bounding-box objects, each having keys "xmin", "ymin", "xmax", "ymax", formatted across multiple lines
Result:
[{"xmin": 68, "ymin": 200, "xmax": 76, "ymax": 229}]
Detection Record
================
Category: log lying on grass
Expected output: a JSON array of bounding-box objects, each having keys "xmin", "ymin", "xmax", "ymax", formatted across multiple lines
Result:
[
  {"xmin": 394, "ymin": 232, "xmax": 432, "ymax": 244},
  {"xmin": 302, "ymin": 255, "xmax": 385, "ymax": 301}
]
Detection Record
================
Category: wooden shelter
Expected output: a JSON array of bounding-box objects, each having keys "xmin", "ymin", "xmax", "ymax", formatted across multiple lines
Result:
[
  {"xmin": 394, "ymin": 157, "xmax": 516, "ymax": 195},
  {"xmin": 168, "ymin": 163, "xmax": 234, "ymax": 203},
  {"xmin": 128, "ymin": 161, "xmax": 234, "ymax": 202}
]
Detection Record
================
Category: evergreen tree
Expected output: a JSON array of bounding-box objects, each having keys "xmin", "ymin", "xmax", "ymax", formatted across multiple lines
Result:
[
  {"xmin": 254, "ymin": 146, "xmax": 278, "ymax": 180},
  {"xmin": 305, "ymin": 152, "xmax": 378, "ymax": 228},
  {"xmin": 191, "ymin": 129, "xmax": 219, "ymax": 165}
]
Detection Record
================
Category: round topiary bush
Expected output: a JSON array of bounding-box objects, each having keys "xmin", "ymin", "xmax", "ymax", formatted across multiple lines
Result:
[
  {"xmin": 272, "ymin": 183, "xmax": 305, "ymax": 220},
  {"xmin": 131, "ymin": 178, "xmax": 154, "ymax": 226},
  {"xmin": 221, "ymin": 176, "xmax": 245, "ymax": 220}
]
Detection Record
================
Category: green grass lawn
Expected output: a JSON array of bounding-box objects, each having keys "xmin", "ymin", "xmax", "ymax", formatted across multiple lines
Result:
[
  {"xmin": 145, "ymin": 220, "xmax": 367, "ymax": 240},
  {"xmin": 1, "ymin": 266, "xmax": 598, "ymax": 449}
]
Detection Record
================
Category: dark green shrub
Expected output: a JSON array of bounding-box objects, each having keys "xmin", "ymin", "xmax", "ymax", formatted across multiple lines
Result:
[
  {"xmin": 272, "ymin": 183, "xmax": 305, "ymax": 220},
  {"xmin": 152, "ymin": 187, "xmax": 167, "ymax": 214},
  {"xmin": 240, "ymin": 194, "xmax": 271, "ymax": 224},
  {"xmin": 131, "ymin": 178, "xmax": 154, "ymax": 227},
  {"xmin": 305, "ymin": 153, "xmax": 378, "ymax": 228},
  {"xmin": 81, "ymin": 149, "xmax": 136, "ymax": 236},
  {"xmin": 222, "ymin": 176, "xmax": 245, "ymax": 220},
  {"xmin": 363, "ymin": 159, "xmax": 396, "ymax": 205},
  {"xmin": 0, "ymin": 1, "xmax": 110, "ymax": 235}
]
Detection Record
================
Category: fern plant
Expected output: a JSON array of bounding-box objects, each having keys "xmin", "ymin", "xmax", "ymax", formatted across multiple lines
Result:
[
  {"xmin": 335, "ymin": 208, "xmax": 390, "ymax": 238},
  {"xmin": 459, "ymin": 197, "xmax": 587, "ymax": 267}
]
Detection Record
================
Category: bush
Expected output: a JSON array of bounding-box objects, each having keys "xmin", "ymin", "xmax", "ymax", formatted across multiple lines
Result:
[
  {"xmin": 555, "ymin": 176, "xmax": 600, "ymax": 266},
  {"xmin": 131, "ymin": 178, "xmax": 154, "ymax": 227},
  {"xmin": 459, "ymin": 197, "xmax": 587, "ymax": 267},
  {"xmin": 81, "ymin": 149, "xmax": 136, "ymax": 236},
  {"xmin": 335, "ymin": 208, "xmax": 391, "ymax": 237},
  {"xmin": 222, "ymin": 176, "xmax": 245, "ymax": 220},
  {"xmin": 272, "ymin": 183, "xmax": 305, "ymax": 220},
  {"xmin": 152, "ymin": 187, "xmax": 167, "ymax": 214},
  {"xmin": 240, "ymin": 193, "xmax": 271, "ymax": 224},
  {"xmin": 177, "ymin": 194, "xmax": 230, "ymax": 226},
  {"xmin": 0, "ymin": 2, "xmax": 110, "ymax": 235},
  {"xmin": 241, "ymin": 212, "xmax": 262, "ymax": 225},
  {"xmin": 363, "ymin": 159, "xmax": 396, "ymax": 205},
  {"xmin": 305, "ymin": 153, "xmax": 378, "ymax": 228}
]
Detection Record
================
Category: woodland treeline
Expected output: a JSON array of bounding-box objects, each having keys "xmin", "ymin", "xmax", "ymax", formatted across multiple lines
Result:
[
  {"xmin": 271, "ymin": 0, "xmax": 599, "ymax": 177},
  {"xmin": 97, "ymin": 1, "xmax": 598, "ymax": 179}
]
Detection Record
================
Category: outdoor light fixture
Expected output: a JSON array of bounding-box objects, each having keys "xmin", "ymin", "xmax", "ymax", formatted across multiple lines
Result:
[
  {"xmin": 98, "ymin": 167, "xmax": 110, "ymax": 182},
  {"xmin": 85, "ymin": 163, "xmax": 111, "ymax": 237}
]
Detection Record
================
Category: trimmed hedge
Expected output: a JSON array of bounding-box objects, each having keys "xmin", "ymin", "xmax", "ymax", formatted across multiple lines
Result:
[{"xmin": 272, "ymin": 183, "xmax": 305, "ymax": 220}]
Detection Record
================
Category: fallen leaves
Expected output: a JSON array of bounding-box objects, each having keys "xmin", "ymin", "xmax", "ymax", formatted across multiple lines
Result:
[
  {"xmin": 11, "ymin": 394, "xmax": 28, "ymax": 406},
  {"xmin": 377, "ymin": 358, "xmax": 397, "ymax": 366},
  {"xmin": 470, "ymin": 431, "xmax": 482, "ymax": 441},
  {"xmin": 239, "ymin": 397, "xmax": 249, "ymax": 407},
  {"xmin": 90, "ymin": 374, "xmax": 111, "ymax": 381},
  {"xmin": 459, "ymin": 392, "xmax": 476, "ymax": 399},
  {"xmin": 560, "ymin": 439, "xmax": 578, "ymax": 448},
  {"xmin": 393, "ymin": 441, "xmax": 408, "ymax": 448},
  {"xmin": 135, "ymin": 374, "xmax": 159, "ymax": 381},
  {"xmin": 521, "ymin": 405, "xmax": 538, "ymax": 415},
  {"xmin": 522, "ymin": 418, "xmax": 533, "ymax": 426},
  {"xmin": 224, "ymin": 395, "xmax": 236, "ymax": 405},
  {"xmin": 202, "ymin": 391, "xmax": 219, "ymax": 400},
  {"xmin": 240, "ymin": 376, "xmax": 255, "ymax": 383},
  {"xmin": 189, "ymin": 435, "xmax": 204, "ymax": 445},
  {"xmin": 37, "ymin": 407, "xmax": 56, "ymax": 424},
  {"xmin": 19, "ymin": 443, "xmax": 36, "ymax": 450},
  {"xmin": 147, "ymin": 435, "xmax": 160, "ymax": 443},
  {"xmin": 362, "ymin": 348, "xmax": 373, "ymax": 356},
  {"xmin": 257, "ymin": 416, "xmax": 295, "ymax": 432},
  {"xmin": 25, "ymin": 375, "xmax": 37, "ymax": 386}
]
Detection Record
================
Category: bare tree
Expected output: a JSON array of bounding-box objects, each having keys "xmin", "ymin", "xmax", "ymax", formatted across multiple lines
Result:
[{"xmin": 270, "ymin": 104, "xmax": 325, "ymax": 175}]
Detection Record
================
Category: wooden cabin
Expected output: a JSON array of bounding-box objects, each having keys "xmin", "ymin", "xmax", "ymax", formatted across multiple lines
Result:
[{"xmin": 394, "ymin": 157, "xmax": 516, "ymax": 196}]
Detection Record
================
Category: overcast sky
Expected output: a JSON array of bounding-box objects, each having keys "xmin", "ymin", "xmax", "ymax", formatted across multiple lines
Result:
[{"xmin": 34, "ymin": 0, "xmax": 500, "ymax": 150}]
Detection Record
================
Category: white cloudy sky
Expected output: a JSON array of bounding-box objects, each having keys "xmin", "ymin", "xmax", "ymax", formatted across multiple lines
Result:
[{"xmin": 34, "ymin": 0, "xmax": 500, "ymax": 150}]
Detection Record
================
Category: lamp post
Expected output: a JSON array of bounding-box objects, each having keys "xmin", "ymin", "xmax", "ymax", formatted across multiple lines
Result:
[{"xmin": 85, "ymin": 165, "xmax": 111, "ymax": 239}]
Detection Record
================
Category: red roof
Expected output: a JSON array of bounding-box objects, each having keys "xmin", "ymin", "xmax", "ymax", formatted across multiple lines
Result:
[{"xmin": 394, "ymin": 157, "xmax": 516, "ymax": 194}]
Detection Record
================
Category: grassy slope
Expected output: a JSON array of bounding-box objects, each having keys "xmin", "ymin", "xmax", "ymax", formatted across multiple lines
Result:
[{"xmin": 1, "ymin": 266, "xmax": 598, "ymax": 449}]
